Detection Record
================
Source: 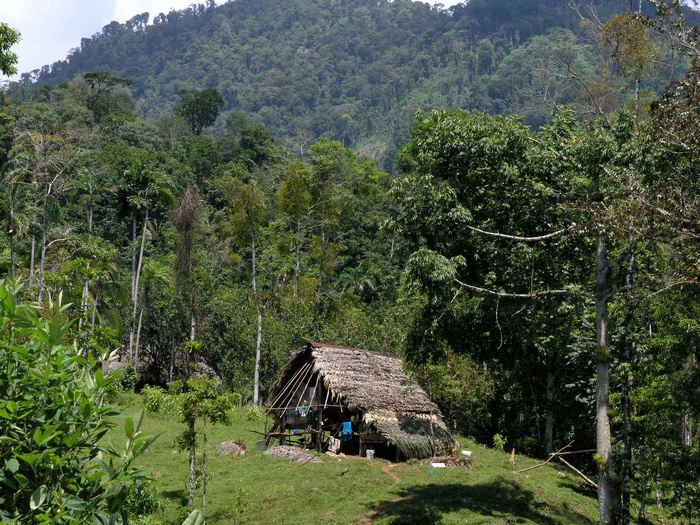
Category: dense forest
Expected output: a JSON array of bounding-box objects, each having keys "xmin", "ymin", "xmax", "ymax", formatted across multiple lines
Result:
[
  {"xmin": 1, "ymin": 0, "xmax": 700, "ymax": 524},
  {"xmin": 6, "ymin": 0, "xmax": 698, "ymax": 170}
]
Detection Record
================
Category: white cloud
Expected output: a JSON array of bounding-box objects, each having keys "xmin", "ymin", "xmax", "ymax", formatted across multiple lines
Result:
[{"xmin": 1, "ymin": 0, "xmax": 214, "ymax": 80}]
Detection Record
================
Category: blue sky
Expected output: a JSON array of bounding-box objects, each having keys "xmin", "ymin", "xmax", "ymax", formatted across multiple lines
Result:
[{"xmin": 1, "ymin": 0, "xmax": 463, "ymax": 81}]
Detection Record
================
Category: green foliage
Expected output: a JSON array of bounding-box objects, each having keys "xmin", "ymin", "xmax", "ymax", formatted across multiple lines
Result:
[
  {"xmin": 82, "ymin": 71, "xmax": 135, "ymax": 123},
  {"xmin": 180, "ymin": 376, "xmax": 232, "ymax": 425},
  {"xmin": 175, "ymin": 89, "xmax": 225, "ymax": 135},
  {"xmin": 124, "ymin": 480, "xmax": 165, "ymax": 520},
  {"xmin": 24, "ymin": 0, "xmax": 689, "ymax": 168},
  {"xmin": 0, "ymin": 282, "xmax": 156, "ymax": 523},
  {"xmin": 245, "ymin": 405, "xmax": 262, "ymax": 422},
  {"xmin": 0, "ymin": 23, "xmax": 20, "ymax": 77},
  {"xmin": 492, "ymin": 433, "xmax": 507, "ymax": 453},
  {"xmin": 143, "ymin": 386, "xmax": 167, "ymax": 413},
  {"xmin": 167, "ymin": 380, "xmax": 184, "ymax": 395},
  {"xmin": 411, "ymin": 353, "xmax": 494, "ymax": 437},
  {"xmin": 4, "ymin": 4, "xmax": 700, "ymax": 521},
  {"xmin": 104, "ymin": 363, "xmax": 139, "ymax": 402}
]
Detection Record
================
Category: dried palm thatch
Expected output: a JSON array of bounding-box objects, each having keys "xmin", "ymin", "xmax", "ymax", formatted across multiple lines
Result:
[
  {"xmin": 266, "ymin": 343, "xmax": 458, "ymax": 460},
  {"xmin": 364, "ymin": 409, "xmax": 457, "ymax": 460},
  {"xmin": 268, "ymin": 343, "xmax": 438, "ymax": 413}
]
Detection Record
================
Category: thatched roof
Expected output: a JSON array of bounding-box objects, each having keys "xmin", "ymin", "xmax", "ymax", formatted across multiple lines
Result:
[
  {"xmin": 365, "ymin": 409, "xmax": 457, "ymax": 459},
  {"xmin": 267, "ymin": 343, "xmax": 439, "ymax": 414},
  {"xmin": 267, "ymin": 343, "xmax": 458, "ymax": 459}
]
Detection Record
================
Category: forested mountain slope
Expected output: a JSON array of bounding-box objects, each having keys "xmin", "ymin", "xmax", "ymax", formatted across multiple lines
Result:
[
  {"xmin": 13, "ymin": 0, "xmax": 692, "ymax": 169},
  {"xmin": 2, "ymin": 1, "xmax": 700, "ymax": 522}
]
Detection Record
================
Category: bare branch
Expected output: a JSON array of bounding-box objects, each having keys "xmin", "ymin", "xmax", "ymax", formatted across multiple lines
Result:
[
  {"xmin": 515, "ymin": 441, "xmax": 574, "ymax": 473},
  {"xmin": 647, "ymin": 279, "xmax": 696, "ymax": 298},
  {"xmin": 454, "ymin": 279, "xmax": 594, "ymax": 301},
  {"xmin": 558, "ymin": 456, "xmax": 599, "ymax": 489},
  {"xmin": 466, "ymin": 224, "xmax": 579, "ymax": 243}
]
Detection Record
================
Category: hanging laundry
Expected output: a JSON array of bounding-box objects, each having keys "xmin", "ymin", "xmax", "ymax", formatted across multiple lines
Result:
[{"xmin": 342, "ymin": 421, "xmax": 353, "ymax": 441}]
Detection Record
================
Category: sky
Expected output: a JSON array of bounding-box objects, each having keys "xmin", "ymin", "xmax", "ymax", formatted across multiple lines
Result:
[{"xmin": 2, "ymin": 0, "xmax": 463, "ymax": 81}]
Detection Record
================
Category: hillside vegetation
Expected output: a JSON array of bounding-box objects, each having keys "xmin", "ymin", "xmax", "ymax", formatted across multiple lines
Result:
[
  {"xmin": 1, "ymin": 1, "xmax": 700, "ymax": 524},
  {"xmin": 10, "ymin": 0, "xmax": 696, "ymax": 168}
]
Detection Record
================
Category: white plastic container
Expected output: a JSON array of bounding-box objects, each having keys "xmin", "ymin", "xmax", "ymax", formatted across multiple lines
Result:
[{"xmin": 366, "ymin": 449, "xmax": 375, "ymax": 460}]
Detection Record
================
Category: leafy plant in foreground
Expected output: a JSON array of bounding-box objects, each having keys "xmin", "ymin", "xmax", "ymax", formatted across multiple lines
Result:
[{"xmin": 0, "ymin": 281, "xmax": 157, "ymax": 523}]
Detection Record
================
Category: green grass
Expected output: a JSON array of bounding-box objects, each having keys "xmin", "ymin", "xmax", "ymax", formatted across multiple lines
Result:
[{"xmin": 112, "ymin": 393, "xmax": 601, "ymax": 525}]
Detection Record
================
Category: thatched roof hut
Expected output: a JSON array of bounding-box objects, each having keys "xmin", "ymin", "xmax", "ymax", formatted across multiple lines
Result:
[{"xmin": 265, "ymin": 343, "xmax": 458, "ymax": 460}]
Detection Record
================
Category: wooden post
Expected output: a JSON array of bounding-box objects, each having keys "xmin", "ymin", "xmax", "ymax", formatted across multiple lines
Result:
[
  {"xmin": 360, "ymin": 421, "xmax": 365, "ymax": 457},
  {"xmin": 318, "ymin": 407, "xmax": 324, "ymax": 452}
]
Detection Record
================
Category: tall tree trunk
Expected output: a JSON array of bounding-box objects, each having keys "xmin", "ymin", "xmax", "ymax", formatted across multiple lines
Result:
[
  {"xmin": 91, "ymin": 284, "xmax": 99, "ymax": 325},
  {"xmin": 135, "ymin": 304, "xmax": 145, "ymax": 371},
  {"xmin": 29, "ymin": 235, "xmax": 35, "ymax": 285},
  {"xmin": 294, "ymin": 220, "xmax": 301, "ymax": 298},
  {"xmin": 595, "ymin": 230, "xmax": 620, "ymax": 525},
  {"xmin": 252, "ymin": 231, "xmax": 263, "ymax": 407},
  {"xmin": 188, "ymin": 417, "xmax": 196, "ymax": 509},
  {"xmin": 169, "ymin": 335, "xmax": 176, "ymax": 383},
  {"xmin": 129, "ymin": 215, "xmax": 138, "ymax": 357},
  {"xmin": 620, "ymin": 245, "xmax": 636, "ymax": 525},
  {"xmin": 682, "ymin": 408, "xmax": 693, "ymax": 447},
  {"xmin": 79, "ymin": 264, "xmax": 90, "ymax": 331},
  {"xmin": 79, "ymin": 202, "xmax": 94, "ymax": 331},
  {"xmin": 130, "ymin": 211, "xmax": 149, "ymax": 362},
  {"xmin": 189, "ymin": 250, "xmax": 196, "ymax": 342},
  {"xmin": 639, "ymin": 472, "xmax": 647, "ymax": 520},
  {"xmin": 202, "ymin": 418, "xmax": 208, "ymax": 521},
  {"xmin": 9, "ymin": 234, "xmax": 15, "ymax": 279},
  {"xmin": 38, "ymin": 198, "xmax": 48, "ymax": 303},
  {"xmin": 544, "ymin": 370, "xmax": 555, "ymax": 456}
]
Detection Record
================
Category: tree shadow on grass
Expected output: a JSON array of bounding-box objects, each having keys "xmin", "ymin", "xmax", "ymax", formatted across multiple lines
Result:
[
  {"xmin": 555, "ymin": 475, "xmax": 598, "ymax": 499},
  {"xmin": 368, "ymin": 476, "xmax": 595, "ymax": 525},
  {"xmin": 161, "ymin": 488, "xmax": 188, "ymax": 507}
]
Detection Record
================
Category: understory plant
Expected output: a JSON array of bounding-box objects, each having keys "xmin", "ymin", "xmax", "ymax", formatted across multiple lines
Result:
[{"xmin": 0, "ymin": 281, "xmax": 156, "ymax": 523}]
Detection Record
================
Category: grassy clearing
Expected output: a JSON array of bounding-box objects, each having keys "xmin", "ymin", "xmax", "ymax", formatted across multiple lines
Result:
[{"xmin": 113, "ymin": 394, "xmax": 600, "ymax": 524}]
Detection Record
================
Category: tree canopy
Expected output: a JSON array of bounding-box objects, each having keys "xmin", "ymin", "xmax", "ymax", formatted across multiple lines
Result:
[{"xmin": 0, "ymin": 23, "xmax": 20, "ymax": 77}]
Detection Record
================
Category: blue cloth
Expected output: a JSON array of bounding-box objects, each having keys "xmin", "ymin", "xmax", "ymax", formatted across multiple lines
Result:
[{"xmin": 341, "ymin": 421, "xmax": 352, "ymax": 440}]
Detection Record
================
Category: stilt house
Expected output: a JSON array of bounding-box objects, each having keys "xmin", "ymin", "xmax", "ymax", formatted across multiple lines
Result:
[{"xmin": 265, "ymin": 343, "xmax": 458, "ymax": 461}]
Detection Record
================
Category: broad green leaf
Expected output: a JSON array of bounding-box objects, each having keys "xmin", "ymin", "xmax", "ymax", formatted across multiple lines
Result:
[
  {"xmin": 63, "ymin": 496, "xmax": 86, "ymax": 511},
  {"xmin": 181, "ymin": 510, "xmax": 204, "ymax": 525},
  {"xmin": 124, "ymin": 417, "xmax": 134, "ymax": 440},
  {"xmin": 5, "ymin": 458, "xmax": 19, "ymax": 473},
  {"xmin": 29, "ymin": 485, "xmax": 48, "ymax": 510}
]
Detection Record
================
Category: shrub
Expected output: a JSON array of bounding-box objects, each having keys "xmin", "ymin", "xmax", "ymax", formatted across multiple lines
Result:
[
  {"xmin": 143, "ymin": 386, "xmax": 167, "ymax": 413},
  {"xmin": 167, "ymin": 379, "xmax": 184, "ymax": 395},
  {"xmin": 246, "ymin": 405, "xmax": 263, "ymax": 421},
  {"xmin": 0, "ymin": 282, "xmax": 156, "ymax": 523}
]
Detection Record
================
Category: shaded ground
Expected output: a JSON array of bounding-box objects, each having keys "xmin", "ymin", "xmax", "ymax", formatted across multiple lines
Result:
[{"xmin": 363, "ymin": 476, "xmax": 595, "ymax": 525}]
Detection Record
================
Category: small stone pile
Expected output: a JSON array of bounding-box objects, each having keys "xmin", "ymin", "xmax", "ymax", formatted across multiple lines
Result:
[
  {"xmin": 219, "ymin": 441, "xmax": 247, "ymax": 456},
  {"xmin": 265, "ymin": 445, "xmax": 322, "ymax": 464}
]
